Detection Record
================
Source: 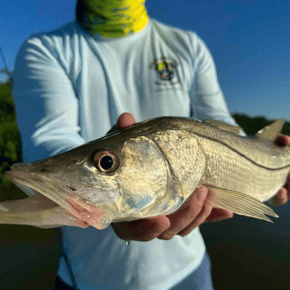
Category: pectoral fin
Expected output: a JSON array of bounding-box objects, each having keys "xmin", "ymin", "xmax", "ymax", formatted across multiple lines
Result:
[
  {"xmin": 0, "ymin": 193, "xmax": 89, "ymax": 229},
  {"xmin": 205, "ymin": 185, "xmax": 279, "ymax": 223}
]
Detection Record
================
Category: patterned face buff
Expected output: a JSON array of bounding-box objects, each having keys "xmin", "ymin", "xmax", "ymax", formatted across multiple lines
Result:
[{"xmin": 76, "ymin": 0, "xmax": 149, "ymax": 37}]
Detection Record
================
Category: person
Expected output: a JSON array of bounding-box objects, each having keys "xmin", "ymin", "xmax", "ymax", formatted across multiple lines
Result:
[{"xmin": 12, "ymin": 1, "xmax": 290, "ymax": 289}]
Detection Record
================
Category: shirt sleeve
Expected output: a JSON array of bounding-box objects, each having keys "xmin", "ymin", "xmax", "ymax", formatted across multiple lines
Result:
[
  {"xmin": 190, "ymin": 33, "xmax": 246, "ymax": 136},
  {"xmin": 12, "ymin": 36, "xmax": 85, "ymax": 163}
]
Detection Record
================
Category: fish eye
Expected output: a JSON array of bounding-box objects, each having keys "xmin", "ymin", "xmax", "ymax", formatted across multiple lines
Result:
[
  {"xmin": 100, "ymin": 155, "xmax": 113, "ymax": 170},
  {"xmin": 92, "ymin": 151, "xmax": 120, "ymax": 173}
]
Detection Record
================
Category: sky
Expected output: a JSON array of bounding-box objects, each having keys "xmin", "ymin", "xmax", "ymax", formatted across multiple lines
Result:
[{"xmin": 1, "ymin": 0, "xmax": 290, "ymax": 121}]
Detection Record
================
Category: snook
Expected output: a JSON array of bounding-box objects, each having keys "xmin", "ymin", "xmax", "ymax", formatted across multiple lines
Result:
[{"xmin": 1, "ymin": 117, "xmax": 289, "ymax": 229}]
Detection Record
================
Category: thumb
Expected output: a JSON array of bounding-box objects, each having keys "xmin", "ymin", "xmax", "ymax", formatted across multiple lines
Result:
[{"xmin": 117, "ymin": 112, "xmax": 136, "ymax": 130}]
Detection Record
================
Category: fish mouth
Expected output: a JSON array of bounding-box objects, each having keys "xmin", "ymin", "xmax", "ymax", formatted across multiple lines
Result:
[
  {"xmin": 5, "ymin": 163, "xmax": 45, "ymax": 186},
  {"xmin": 5, "ymin": 165, "xmax": 110, "ymax": 230},
  {"xmin": 5, "ymin": 168, "xmax": 43, "ymax": 186},
  {"xmin": 3, "ymin": 167, "xmax": 91, "ymax": 229},
  {"xmin": 5, "ymin": 165, "xmax": 74, "ymax": 214}
]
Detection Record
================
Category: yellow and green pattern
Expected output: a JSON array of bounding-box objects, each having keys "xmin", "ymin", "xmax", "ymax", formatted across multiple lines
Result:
[{"xmin": 76, "ymin": 0, "xmax": 149, "ymax": 38}]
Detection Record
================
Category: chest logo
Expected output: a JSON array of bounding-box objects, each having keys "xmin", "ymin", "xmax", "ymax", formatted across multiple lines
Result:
[{"xmin": 150, "ymin": 58, "xmax": 180, "ymax": 87}]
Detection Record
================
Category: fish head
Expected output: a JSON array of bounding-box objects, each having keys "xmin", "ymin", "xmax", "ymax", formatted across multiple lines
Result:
[{"xmin": 5, "ymin": 125, "xmax": 183, "ymax": 230}]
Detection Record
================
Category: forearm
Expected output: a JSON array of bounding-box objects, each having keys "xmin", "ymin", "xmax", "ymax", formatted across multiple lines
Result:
[{"xmin": 13, "ymin": 37, "xmax": 85, "ymax": 163}]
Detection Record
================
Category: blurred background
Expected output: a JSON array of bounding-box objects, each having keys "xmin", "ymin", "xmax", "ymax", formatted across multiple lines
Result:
[{"xmin": 1, "ymin": 0, "xmax": 290, "ymax": 289}]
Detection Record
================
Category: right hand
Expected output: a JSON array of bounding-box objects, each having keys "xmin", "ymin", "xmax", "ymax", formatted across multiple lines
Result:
[{"xmin": 111, "ymin": 113, "xmax": 233, "ymax": 242}]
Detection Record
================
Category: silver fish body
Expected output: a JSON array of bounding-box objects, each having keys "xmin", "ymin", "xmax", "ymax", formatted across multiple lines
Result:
[{"xmin": 2, "ymin": 117, "xmax": 289, "ymax": 229}]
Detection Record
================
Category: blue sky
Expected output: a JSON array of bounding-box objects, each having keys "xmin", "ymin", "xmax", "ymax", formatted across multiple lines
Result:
[{"xmin": 1, "ymin": 0, "xmax": 290, "ymax": 121}]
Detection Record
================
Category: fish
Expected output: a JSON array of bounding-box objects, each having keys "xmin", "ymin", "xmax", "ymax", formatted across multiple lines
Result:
[{"xmin": 1, "ymin": 117, "xmax": 289, "ymax": 230}]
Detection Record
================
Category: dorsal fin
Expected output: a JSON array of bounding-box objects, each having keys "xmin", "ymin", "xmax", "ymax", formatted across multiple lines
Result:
[
  {"xmin": 203, "ymin": 119, "xmax": 242, "ymax": 135},
  {"xmin": 255, "ymin": 119, "xmax": 284, "ymax": 142}
]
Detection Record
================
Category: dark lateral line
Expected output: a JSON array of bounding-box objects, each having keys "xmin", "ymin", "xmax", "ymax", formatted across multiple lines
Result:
[{"xmin": 194, "ymin": 133, "xmax": 290, "ymax": 171}]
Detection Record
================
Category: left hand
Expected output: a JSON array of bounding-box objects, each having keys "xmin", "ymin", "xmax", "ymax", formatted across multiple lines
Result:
[{"xmin": 269, "ymin": 134, "xmax": 290, "ymax": 206}]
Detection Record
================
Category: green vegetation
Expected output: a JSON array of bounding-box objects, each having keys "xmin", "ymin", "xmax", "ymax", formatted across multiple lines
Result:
[
  {"xmin": 0, "ymin": 80, "xmax": 24, "ymax": 201},
  {"xmin": 0, "ymin": 81, "xmax": 22, "ymax": 171},
  {"xmin": 233, "ymin": 114, "xmax": 290, "ymax": 136},
  {"xmin": 0, "ymin": 80, "xmax": 290, "ymax": 202}
]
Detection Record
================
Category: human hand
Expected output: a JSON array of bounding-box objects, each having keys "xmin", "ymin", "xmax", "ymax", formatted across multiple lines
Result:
[
  {"xmin": 111, "ymin": 113, "xmax": 233, "ymax": 241},
  {"xmin": 269, "ymin": 134, "xmax": 290, "ymax": 206}
]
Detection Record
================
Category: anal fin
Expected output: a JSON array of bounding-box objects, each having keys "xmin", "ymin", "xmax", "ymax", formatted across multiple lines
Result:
[{"xmin": 205, "ymin": 185, "xmax": 279, "ymax": 223}]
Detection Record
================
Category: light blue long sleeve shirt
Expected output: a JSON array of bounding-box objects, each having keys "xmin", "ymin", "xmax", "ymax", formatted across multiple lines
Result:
[{"xmin": 13, "ymin": 19, "xmax": 242, "ymax": 290}]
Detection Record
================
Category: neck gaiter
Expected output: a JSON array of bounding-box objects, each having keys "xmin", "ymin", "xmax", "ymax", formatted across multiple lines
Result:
[{"xmin": 76, "ymin": 0, "xmax": 149, "ymax": 37}]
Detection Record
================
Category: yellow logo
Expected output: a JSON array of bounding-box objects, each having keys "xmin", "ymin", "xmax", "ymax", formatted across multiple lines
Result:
[{"xmin": 150, "ymin": 58, "xmax": 180, "ymax": 88}]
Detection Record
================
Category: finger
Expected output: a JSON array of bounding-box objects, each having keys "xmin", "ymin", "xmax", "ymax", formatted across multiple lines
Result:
[
  {"xmin": 269, "ymin": 187, "xmax": 288, "ymax": 206},
  {"xmin": 112, "ymin": 215, "xmax": 170, "ymax": 242},
  {"xmin": 176, "ymin": 189, "xmax": 217, "ymax": 237},
  {"xmin": 275, "ymin": 135, "xmax": 290, "ymax": 147},
  {"xmin": 204, "ymin": 207, "xmax": 233, "ymax": 223},
  {"xmin": 158, "ymin": 186, "xmax": 212, "ymax": 240},
  {"xmin": 117, "ymin": 112, "xmax": 136, "ymax": 130},
  {"xmin": 284, "ymin": 172, "xmax": 290, "ymax": 194}
]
